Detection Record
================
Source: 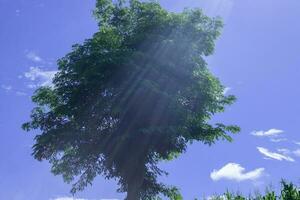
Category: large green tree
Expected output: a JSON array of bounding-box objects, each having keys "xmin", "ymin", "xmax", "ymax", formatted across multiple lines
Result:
[{"xmin": 23, "ymin": 0, "xmax": 239, "ymax": 199}]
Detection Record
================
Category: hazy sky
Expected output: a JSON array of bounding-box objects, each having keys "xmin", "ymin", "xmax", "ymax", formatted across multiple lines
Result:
[{"xmin": 1, "ymin": 0, "xmax": 300, "ymax": 199}]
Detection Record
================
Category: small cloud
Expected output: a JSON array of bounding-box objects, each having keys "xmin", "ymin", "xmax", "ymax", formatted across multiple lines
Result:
[
  {"xmin": 223, "ymin": 87, "xmax": 231, "ymax": 95},
  {"xmin": 257, "ymin": 147, "xmax": 295, "ymax": 162},
  {"xmin": 294, "ymin": 141, "xmax": 300, "ymax": 146},
  {"xmin": 26, "ymin": 51, "xmax": 43, "ymax": 62},
  {"xmin": 277, "ymin": 148, "xmax": 291, "ymax": 155},
  {"xmin": 1, "ymin": 84, "xmax": 12, "ymax": 91},
  {"xmin": 36, "ymin": 3, "xmax": 45, "ymax": 7},
  {"xmin": 16, "ymin": 91, "xmax": 27, "ymax": 96},
  {"xmin": 251, "ymin": 129, "xmax": 284, "ymax": 137},
  {"xmin": 274, "ymin": 148, "xmax": 300, "ymax": 159},
  {"xmin": 24, "ymin": 67, "xmax": 57, "ymax": 88},
  {"xmin": 270, "ymin": 138, "xmax": 288, "ymax": 143},
  {"xmin": 1, "ymin": 84, "xmax": 27, "ymax": 96},
  {"xmin": 293, "ymin": 149, "xmax": 300, "ymax": 157},
  {"xmin": 210, "ymin": 163, "xmax": 265, "ymax": 182},
  {"xmin": 16, "ymin": 9, "xmax": 20, "ymax": 16}
]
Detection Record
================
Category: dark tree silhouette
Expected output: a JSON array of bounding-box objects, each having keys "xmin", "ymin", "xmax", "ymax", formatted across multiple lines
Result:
[{"xmin": 23, "ymin": 0, "xmax": 239, "ymax": 199}]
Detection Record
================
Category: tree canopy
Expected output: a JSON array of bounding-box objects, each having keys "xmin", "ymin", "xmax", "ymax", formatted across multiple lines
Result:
[{"xmin": 23, "ymin": 0, "xmax": 239, "ymax": 199}]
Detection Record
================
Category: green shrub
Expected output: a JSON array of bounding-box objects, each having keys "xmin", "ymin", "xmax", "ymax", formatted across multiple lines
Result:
[{"xmin": 205, "ymin": 181, "xmax": 300, "ymax": 200}]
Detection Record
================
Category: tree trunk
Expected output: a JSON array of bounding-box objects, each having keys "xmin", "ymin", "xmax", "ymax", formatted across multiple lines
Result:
[
  {"xmin": 125, "ymin": 157, "xmax": 146, "ymax": 200},
  {"xmin": 126, "ymin": 184, "xmax": 140, "ymax": 200}
]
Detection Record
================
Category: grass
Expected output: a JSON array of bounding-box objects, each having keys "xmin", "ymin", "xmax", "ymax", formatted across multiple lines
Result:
[{"xmin": 203, "ymin": 180, "xmax": 300, "ymax": 200}]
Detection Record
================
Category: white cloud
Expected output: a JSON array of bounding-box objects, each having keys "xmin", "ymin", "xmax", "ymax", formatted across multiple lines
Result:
[
  {"xmin": 210, "ymin": 163, "xmax": 265, "ymax": 182},
  {"xmin": 251, "ymin": 129, "xmax": 284, "ymax": 137},
  {"xmin": 16, "ymin": 9, "xmax": 20, "ymax": 16},
  {"xmin": 26, "ymin": 51, "xmax": 43, "ymax": 62},
  {"xmin": 1, "ymin": 85, "xmax": 27, "ymax": 96},
  {"xmin": 294, "ymin": 141, "xmax": 300, "ymax": 146},
  {"xmin": 273, "ymin": 148, "xmax": 300, "ymax": 159},
  {"xmin": 270, "ymin": 138, "xmax": 287, "ymax": 143},
  {"xmin": 24, "ymin": 67, "xmax": 57, "ymax": 88},
  {"xmin": 16, "ymin": 91, "xmax": 27, "ymax": 96},
  {"xmin": 223, "ymin": 87, "xmax": 231, "ymax": 95},
  {"xmin": 1, "ymin": 84, "xmax": 12, "ymax": 91},
  {"xmin": 257, "ymin": 147, "xmax": 295, "ymax": 162},
  {"xmin": 293, "ymin": 149, "xmax": 300, "ymax": 157},
  {"xmin": 277, "ymin": 148, "xmax": 291, "ymax": 155}
]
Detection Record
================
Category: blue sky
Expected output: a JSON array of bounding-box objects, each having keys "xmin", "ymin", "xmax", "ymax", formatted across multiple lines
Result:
[{"xmin": 1, "ymin": 0, "xmax": 300, "ymax": 199}]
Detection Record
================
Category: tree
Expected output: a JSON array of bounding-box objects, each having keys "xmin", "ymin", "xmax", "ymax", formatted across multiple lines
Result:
[{"xmin": 23, "ymin": 0, "xmax": 239, "ymax": 199}]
